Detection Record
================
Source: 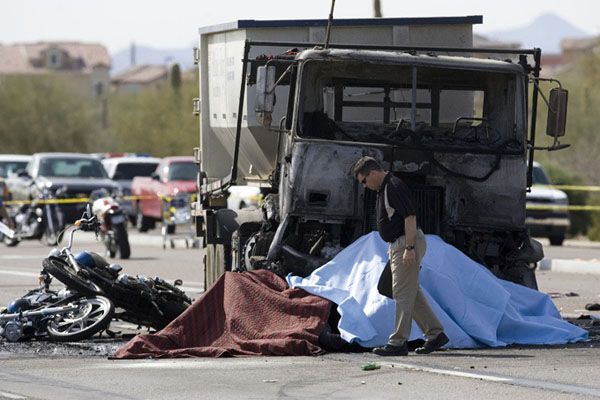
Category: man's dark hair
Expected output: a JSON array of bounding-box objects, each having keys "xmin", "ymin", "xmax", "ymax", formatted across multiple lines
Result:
[{"xmin": 352, "ymin": 156, "xmax": 383, "ymax": 179}]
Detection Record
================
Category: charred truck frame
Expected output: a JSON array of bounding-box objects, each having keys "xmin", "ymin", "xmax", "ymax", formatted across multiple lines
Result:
[{"xmin": 193, "ymin": 18, "xmax": 569, "ymax": 290}]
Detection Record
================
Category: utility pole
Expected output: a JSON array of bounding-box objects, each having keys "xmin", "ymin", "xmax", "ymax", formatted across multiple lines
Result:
[{"xmin": 373, "ymin": 0, "xmax": 382, "ymax": 17}]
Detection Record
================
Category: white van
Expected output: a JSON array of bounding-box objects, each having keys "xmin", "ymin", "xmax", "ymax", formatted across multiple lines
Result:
[{"xmin": 525, "ymin": 162, "xmax": 570, "ymax": 246}]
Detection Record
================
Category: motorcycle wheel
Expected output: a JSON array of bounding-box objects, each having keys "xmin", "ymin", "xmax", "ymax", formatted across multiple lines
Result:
[
  {"xmin": 46, "ymin": 296, "xmax": 114, "ymax": 342},
  {"xmin": 114, "ymin": 223, "xmax": 131, "ymax": 259},
  {"xmin": 2, "ymin": 234, "xmax": 20, "ymax": 247},
  {"xmin": 43, "ymin": 227, "xmax": 62, "ymax": 247},
  {"xmin": 42, "ymin": 257, "xmax": 103, "ymax": 297}
]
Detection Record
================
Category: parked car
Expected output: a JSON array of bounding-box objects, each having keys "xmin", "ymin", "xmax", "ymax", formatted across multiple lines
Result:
[
  {"xmin": 0, "ymin": 154, "xmax": 32, "ymax": 201},
  {"xmin": 0, "ymin": 154, "xmax": 31, "ymax": 180},
  {"xmin": 7, "ymin": 153, "xmax": 119, "ymax": 225},
  {"xmin": 102, "ymin": 156, "xmax": 161, "ymax": 223},
  {"xmin": 525, "ymin": 161, "xmax": 570, "ymax": 246},
  {"xmin": 131, "ymin": 156, "xmax": 196, "ymax": 233}
]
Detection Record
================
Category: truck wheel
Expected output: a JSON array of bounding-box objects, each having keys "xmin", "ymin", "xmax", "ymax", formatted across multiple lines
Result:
[
  {"xmin": 204, "ymin": 244, "xmax": 227, "ymax": 290},
  {"xmin": 549, "ymin": 235, "xmax": 565, "ymax": 246},
  {"xmin": 204, "ymin": 244, "xmax": 215, "ymax": 290}
]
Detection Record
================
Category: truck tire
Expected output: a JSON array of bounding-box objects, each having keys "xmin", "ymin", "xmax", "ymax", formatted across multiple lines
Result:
[
  {"xmin": 204, "ymin": 244, "xmax": 215, "ymax": 289},
  {"xmin": 204, "ymin": 243, "xmax": 227, "ymax": 290},
  {"xmin": 549, "ymin": 235, "xmax": 564, "ymax": 246}
]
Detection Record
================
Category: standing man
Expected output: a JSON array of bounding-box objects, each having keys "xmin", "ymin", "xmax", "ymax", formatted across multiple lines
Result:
[{"xmin": 352, "ymin": 156, "xmax": 448, "ymax": 356}]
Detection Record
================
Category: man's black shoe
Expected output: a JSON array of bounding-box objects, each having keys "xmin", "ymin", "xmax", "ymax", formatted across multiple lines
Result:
[
  {"xmin": 372, "ymin": 343, "xmax": 408, "ymax": 356},
  {"xmin": 415, "ymin": 332, "xmax": 449, "ymax": 354}
]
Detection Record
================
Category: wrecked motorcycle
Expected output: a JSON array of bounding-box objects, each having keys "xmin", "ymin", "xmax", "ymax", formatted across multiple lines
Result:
[
  {"xmin": 42, "ymin": 209, "xmax": 192, "ymax": 330},
  {"xmin": 89, "ymin": 188, "xmax": 131, "ymax": 259},
  {"xmin": 0, "ymin": 273, "xmax": 113, "ymax": 342},
  {"xmin": 3, "ymin": 187, "xmax": 65, "ymax": 247}
]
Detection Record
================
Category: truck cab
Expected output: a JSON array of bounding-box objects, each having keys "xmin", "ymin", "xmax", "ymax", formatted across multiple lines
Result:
[{"xmin": 194, "ymin": 17, "xmax": 569, "ymax": 290}]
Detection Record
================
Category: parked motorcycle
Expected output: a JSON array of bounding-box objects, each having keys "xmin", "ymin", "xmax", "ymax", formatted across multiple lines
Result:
[
  {"xmin": 3, "ymin": 187, "xmax": 65, "ymax": 247},
  {"xmin": 42, "ymin": 209, "xmax": 192, "ymax": 330},
  {"xmin": 0, "ymin": 273, "xmax": 113, "ymax": 342},
  {"xmin": 89, "ymin": 189, "xmax": 131, "ymax": 259}
]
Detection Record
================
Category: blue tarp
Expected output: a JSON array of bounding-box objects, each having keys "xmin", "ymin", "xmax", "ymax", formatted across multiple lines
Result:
[{"xmin": 286, "ymin": 232, "xmax": 587, "ymax": 348}]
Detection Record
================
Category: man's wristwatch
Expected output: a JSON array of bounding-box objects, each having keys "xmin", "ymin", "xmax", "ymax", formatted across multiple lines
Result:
[{"xmin": 405, "ymin": 245, "xmax": 415, "ymax": 251}]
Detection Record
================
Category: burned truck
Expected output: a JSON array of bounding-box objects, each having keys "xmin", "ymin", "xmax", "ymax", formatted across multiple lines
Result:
[{"xmin": 193, "ymin": 17, "xmax": 568, "ymax": 290}]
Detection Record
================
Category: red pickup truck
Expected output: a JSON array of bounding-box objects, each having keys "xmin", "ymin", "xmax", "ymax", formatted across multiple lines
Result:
[{"xmin": 131, "ymin": 156, "xmax": 197, "ymax": 233}]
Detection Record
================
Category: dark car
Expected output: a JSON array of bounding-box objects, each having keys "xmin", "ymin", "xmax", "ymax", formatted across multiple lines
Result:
[{"xmin": 8, "ymin": 153, "xmax": 119, "ymax": 224}]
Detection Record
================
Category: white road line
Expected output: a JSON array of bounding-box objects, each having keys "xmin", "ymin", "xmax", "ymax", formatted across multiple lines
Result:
[
  {"xmin": 0, "ymin": 268, "xmax": 204, "ymax": 292},
  {"xmin": 0, "ymin": 270, "xmax": 39, "ymax": 278},
  {"xmin": 0, "ymin": 255, "xmax": 47, "ymax": 260},
  {"xmin": 393, "ymin": 362, "xmax": 600, "ymax": 398},
  {"xmin": 0, "ymin": 391, "xmax": 27, "ymax": 399}
]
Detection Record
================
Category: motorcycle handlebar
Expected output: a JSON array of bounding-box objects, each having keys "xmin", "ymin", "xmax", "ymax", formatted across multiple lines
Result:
[{"xmin": 74, "ymin": 215, "xmax": 100, "ymax": 232}]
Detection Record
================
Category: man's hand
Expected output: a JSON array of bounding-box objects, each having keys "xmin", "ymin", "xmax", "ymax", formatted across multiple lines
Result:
[{"xmin": 403, "ymin": 248, "xmax": 417, "ymax": 267}]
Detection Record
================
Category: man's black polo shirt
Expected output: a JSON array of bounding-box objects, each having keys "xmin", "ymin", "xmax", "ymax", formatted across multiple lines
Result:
[{"xmin": 376, "ymin": 173, "xmax": 416, "ymax": 243}]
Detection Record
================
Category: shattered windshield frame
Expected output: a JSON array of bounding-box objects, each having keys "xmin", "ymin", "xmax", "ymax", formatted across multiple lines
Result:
[{"xmin": 297, "ymin": 59, "xmax": 525, "ymax": 154}]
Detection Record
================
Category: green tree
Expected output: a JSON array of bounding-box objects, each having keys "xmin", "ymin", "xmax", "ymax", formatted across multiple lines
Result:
[
  {"xmin": 170, "ymin": 64, "xmax": 182, "ymax": 93},
  {"xmin": 0, "ymin": 75, "xmax": 106, "ymax": 153},
  {"xmin": 108, "ymin": 77, "xmax": 197, "ymax": 157}
]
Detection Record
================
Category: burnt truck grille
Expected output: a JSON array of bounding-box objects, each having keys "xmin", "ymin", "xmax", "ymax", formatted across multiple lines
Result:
[{"xmin": 363, "ymin": 185, "xmax": 443, "ymax": 236}]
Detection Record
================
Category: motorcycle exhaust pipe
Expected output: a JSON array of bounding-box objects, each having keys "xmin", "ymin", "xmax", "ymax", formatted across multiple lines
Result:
[{"xmin": 0, "ymin": 304, "xmax": 80, "ymax": 320}]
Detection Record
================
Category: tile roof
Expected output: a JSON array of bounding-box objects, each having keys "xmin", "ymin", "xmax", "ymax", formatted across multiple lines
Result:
[
  {"xmin": 0, "ymin": 41, "xmax": 110, "ymax": 74},
  {"xmin": 111, "ymin": 64, "xmax": 168, "ymax": 84}
]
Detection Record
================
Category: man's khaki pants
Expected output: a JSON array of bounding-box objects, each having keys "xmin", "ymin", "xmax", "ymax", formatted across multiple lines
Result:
[{"xmin": 388, "ymin": 229, "xmax": 443, "ymax": 346}]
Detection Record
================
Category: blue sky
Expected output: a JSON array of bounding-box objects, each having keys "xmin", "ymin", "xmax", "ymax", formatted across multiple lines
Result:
[{"xmin": 1, "ymin": 0, "xmax": 597, "ymax": 53}]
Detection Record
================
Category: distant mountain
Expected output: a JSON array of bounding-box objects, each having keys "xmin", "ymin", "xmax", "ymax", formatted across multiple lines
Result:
[
  {"xmin": 482, "ymin": 13, "xmax": 590, "ymax": 54},
  {"xmin": 111, "ymin": 44, "xmax": 194, "ymax": 75}
]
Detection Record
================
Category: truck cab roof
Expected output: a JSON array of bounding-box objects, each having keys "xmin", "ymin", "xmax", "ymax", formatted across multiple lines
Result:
[{"xmin": 296, "ymin": 48, "xmax": 525, "ymax": 75}]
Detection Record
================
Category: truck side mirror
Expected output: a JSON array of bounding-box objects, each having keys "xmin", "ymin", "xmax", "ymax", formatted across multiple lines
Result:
[
  {"xmin": 546, "ymin": 88, "xmax": 568, "ymax": 138},
  {"xmin": 255, "ymin": 65, "xmax": 276, "ymax": 128},
  {"xmin": 151, "ymin": 172, "xmax": 160, "ymax": 181},
  {"xmin": 16, "ymin": 169, "xmax": 30, "ymax": 179}
]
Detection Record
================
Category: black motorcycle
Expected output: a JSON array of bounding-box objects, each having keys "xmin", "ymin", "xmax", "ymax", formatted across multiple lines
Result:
[
  {"xmin": 42, "ymin": 209, "xmax": 192, "ymax": 330},
  {"xmin": 0, "ymin": 273, "xmax": 113, "ymax": 342},
  {"xmin": 3, "ymin": 187, "xmax": 65, "ymax": 247}
]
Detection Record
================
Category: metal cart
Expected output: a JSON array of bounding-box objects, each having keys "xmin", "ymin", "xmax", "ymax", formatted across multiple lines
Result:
[{"xmin": 161, "ymin": 193, "xmax": 198, "ymax": 249}]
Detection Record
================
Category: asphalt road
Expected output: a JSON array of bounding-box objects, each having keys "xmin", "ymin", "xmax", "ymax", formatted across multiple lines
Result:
[{"xmin": 1, "ymin": 234, "xmax": 600, "ymax": 399}]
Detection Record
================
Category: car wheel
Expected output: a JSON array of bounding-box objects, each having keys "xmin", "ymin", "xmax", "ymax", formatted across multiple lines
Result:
[{"xmin": 549, "ymin": 235, "xmax": 565, "ymax": 246}]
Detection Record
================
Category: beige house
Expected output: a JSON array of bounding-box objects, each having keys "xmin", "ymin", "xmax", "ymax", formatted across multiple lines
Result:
[
  {"xmin": 111, "ymin": 65, "xmax": 169, "ymax": 93},
  {"xmin": 0, "ymin": 41, "xmax": 111, "ymax": 99}
]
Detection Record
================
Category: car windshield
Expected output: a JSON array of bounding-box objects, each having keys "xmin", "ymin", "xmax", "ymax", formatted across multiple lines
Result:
[
  {"xmin": 167, "ymin": 162, "xmax": 196, "ymax": 181},
  {"xmin": 532, "ymin": 165, "xmax": 551, "ymax": 185},
  {"xmin": 39, "ymin": 158, "xmax": 108, "ymax": 178},
  {"xmin": 113, "ymin": 163, "xmax": 158, "ymax": 180},
  {"xmin": 0, "ymin": 161, "xmax": 29, "ymax": 178}
]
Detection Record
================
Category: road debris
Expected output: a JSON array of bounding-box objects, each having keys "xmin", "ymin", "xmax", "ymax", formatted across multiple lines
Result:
[{"xmin": 361, "ymin": 362, "xmax": 381, "ymax": 371}]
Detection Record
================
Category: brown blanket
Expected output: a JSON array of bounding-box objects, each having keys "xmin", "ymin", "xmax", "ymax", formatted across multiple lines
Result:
[{"xmin": 113, "ymin": 270, "xmax": 331, "ymax": 358}]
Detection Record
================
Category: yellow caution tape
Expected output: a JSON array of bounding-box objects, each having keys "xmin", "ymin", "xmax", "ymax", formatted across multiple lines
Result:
[
  {"xmin": 526, "ymin": 204, "xmax": 600, "ymax": 211},
  {"xmin": 5, "ymin": 193, "xmax": 197, "ymax": 206},
  {"xmin": 534, "ymin": 184, "xmax": 600, "ymax": 192}
]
